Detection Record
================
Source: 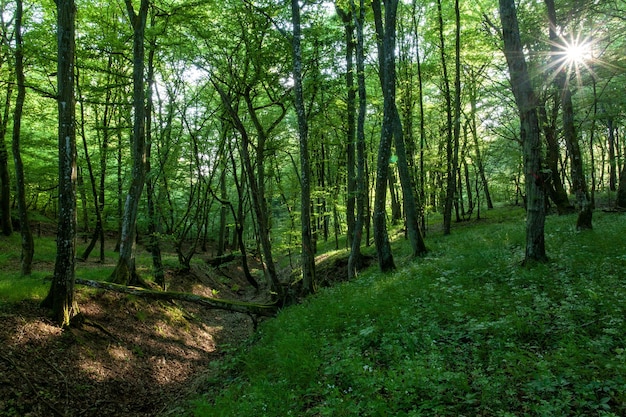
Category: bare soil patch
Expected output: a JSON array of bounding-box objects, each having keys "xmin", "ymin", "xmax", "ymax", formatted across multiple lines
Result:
[{"xmin": 0, "ymin": 255, "xmax": 268, "ymax": 417}]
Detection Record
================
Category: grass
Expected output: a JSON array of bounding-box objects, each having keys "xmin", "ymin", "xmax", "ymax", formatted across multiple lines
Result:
[{"xmin": 193, "ymin": 207, "xmax": 626, "ymax": 416}]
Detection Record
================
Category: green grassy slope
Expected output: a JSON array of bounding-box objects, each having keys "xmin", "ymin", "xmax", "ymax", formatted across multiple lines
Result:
[{"xmin": 194, "ymin": 208, "xmax": 626, "ymax": 417}]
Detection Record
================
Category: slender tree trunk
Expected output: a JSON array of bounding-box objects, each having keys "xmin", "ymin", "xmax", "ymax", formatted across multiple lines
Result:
[
  {"xmin": 337, "ymin": 7, "xmax": 357, "ymax": 249},
  {"xmin": 413, "ymin": 1, "xmax": 427, "ymax": 230},
  {"xmin": 499, "ymin": 0, "xmax": 547, "ymax": 263},
  {"xmin": 42, "ymin": 0, "xmax": 78, "ymax": 327},
  {"xmin": 539, "ymin": 101, "xmax": 574, "ymax": 213},
  {"xmin": 616, "ymin": 162, "xmax": 626, "ymax": 208},
  {"xmin": 76, "ymin": 65, "xmax": 105, "ymax": 262},
  {"xmin": 467, "ymin": 72, "xmax": 493, "ymax": 209},
  {"xmin": 347, "ymin": 0, "xmax": 366, "ymax": 279},
  {"xmin": 11, "ymin": 0, "xmax": 33, "ymax": 275},
  {"xmin": 437, "ymin": 0, "xmax": 455, "ymax": 235},
  {"xmin": 388, "ymin": 169, "xmax": 402, "ymax": 224},
  {"xmin": 608, "ymin": 118, "xmax": 617, "ymax": 191},
  {"xmin": 214, "ymin": 85, "xmax": 283, "ymax": 298},
  {"xmin": 371, "ymin": 0, "xmax": 396, "ymax": 272},
  {"xmin": 0, "ymin": 74, "xmax": 12, "ymax": 236},
  {"xmin": 291, "ymin": 0, "xmax": 315, "ymax": 295},
  {"xmin": 545, "ymin": 0, "xmax": 592, "ymax": 229},
  {"xmin": 111, "ymin": 0, "xmax": 150, "ymax": 285},
  {"xmin": 217, "ymin": 166, "xmax": 228, "ymax": 257},
  {"xmin": 145, "ymin": 25, "xmax": 165, "ymax": 288}
]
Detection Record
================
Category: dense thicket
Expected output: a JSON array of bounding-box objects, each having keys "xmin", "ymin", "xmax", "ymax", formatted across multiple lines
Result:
[{"xmin": 0, "ymin": 0, "xmax": 624, "ymax": 319}]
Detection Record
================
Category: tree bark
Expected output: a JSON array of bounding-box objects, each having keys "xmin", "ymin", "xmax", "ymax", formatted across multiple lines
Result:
[
  {"xmin": 0, "ymin": 66, "xmax": 12, "ymax": 237},
  {"xmin": 499, "ymin": 0, "xmax": 548, "ymax": 263},
  {"xmin": 41, "ymin": 0, "xmax": 79, "ymax": 327},
  {"xmin": 111, "ymin": 0, "xmax": 150, "ymax": 286},
  {"xmin": 291, "ymin": 0, "xmax": 316, "ymax": 295},
  {"xmin": 11, "ymin": 0, "xmax": 34, "ymax": 275},
  {"xmin": 336, "ymin": 6, "xmax": 357, "ymax": 250},
  {"xmin": 347, "ymin": 0, "xmax": 366, "ymax": 279},
  {"xmin": 371, "ymin": 0, "xmax": 396, "ymax": 272},
  {"xmin": 145, "ymin": 21, "xmax": 165, "ymax": 288},
  {"xmin": 436, "ymin": 0, "xmax": 455, "ymax": 235}
]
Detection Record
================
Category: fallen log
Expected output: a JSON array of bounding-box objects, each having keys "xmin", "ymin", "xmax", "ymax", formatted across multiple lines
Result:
[
  {"xmin": 75, "ymin": 278, "xmax": 278, "ymax": 317},
  {"xmin": 206, "ymin": 253, "xmax": 237, "ymax": 267}
]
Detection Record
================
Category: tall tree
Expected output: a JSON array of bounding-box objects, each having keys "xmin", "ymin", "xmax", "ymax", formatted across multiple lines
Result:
[
  {"xmin": 110, "ymin": 0, "xmax": 150, "ymax": 286},
  {"xmin": 437, "ymin": 0, "xmax": 455, "ymax": 235},
  {"xmin": 371, "ymin": 0, "xmax": 396, "ymax": 272},
  {"xmin": 41, "ymin": 0, "xmax": 78, "ymax": 327},
  {"xmin": 291, "ymin": 0, "xmax": 315, "ymax": 295},
  {"xmin": 11, "ymin": 0, "xmax": 33, "ymax": 275},
  {"xmin": 373, "ymin": 0, "xmax": 426, "ymax": 260},
  {"xmin": 335, "ymin": 5, "xmax": 356, "ymax": 250},
  {"xmin": 347, "ymin": 0, "xmax": 366, "ymax": 279},
  {"xmin": 499, "ymin": 0, "xmax": 547, "ymax": 263},
  {"xmin": 0, "ymin": 4, "xmax": 13, "ymax": 237},
  {"xmin": 545, "ymin": 0, "xmax": 592, "ymax": 230}
]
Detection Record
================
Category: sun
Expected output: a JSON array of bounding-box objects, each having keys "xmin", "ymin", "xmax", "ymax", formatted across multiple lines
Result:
[{"xmin": 562, "ymin": 35, "xmax": 592, "ymax": 66}]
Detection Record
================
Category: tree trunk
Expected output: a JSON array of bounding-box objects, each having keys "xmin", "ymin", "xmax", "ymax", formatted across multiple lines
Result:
[
  {"xmin": 437, "ymin": 0, "xmax": 455, "ymax": 235},
  {"xmin": 111, "ymin": 0, "xmax": 150, "ymax": 286},
  {"xmin": 0, "ymin": 70, "xmax": 12, "ymax": 237},
  {"xmin": 371, "ymin": 0, "xmax": 398, "ymax": 272},
  {"xmin": 76, "ymin": 66, "xmax": 105, "ymax": 263},
  {"xmin": 538, "ymin": 100, "xmax": 574, "ymax": 214},
  {"xmin": 11, "ymin": 0, "xmax": 34, "ymax": 275},
  {"xmin": 616, "ymin": 162, "xmax": 626, "ymax": 208},
  {"xmin": 544, "ymin": 0, "xmax": 592, "ymax": 229},
  {"xmin": 608, "ymin": 118, "xmax": 617, "ymax": 191},
  {"xmin": 499, "ymin": 0, "xmax": 547, "ymax": 263},
  {"xmin": 42, "ymin": 0, "xmax": 78, "ymax": 327},
  {"xmin": 213, "ymin": 85, "xmax": 283, "ymax": 299},
  {"xmin": 291, "ymin": 0, "xmax": 316, "ymax": 295},
  {"xmin": 145, "ymin": 24, "xmax": 165, "ymax": 288},
  {"xmin": 347, "ymin": 0, "xmax": 366, "ymax": 279},
  {"xmin": 337, "ymin": 7, "xmax": 357, "ymax": 250},
  {"xmin": 467, "ymin": 72, "xmax": 494, "ymax": 210}
]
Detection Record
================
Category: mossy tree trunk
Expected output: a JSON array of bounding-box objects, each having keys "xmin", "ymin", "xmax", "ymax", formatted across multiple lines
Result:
[
  {"xmin": 111, "ymin": 0, "xmax": 150, "ymax": 286},
  {"xmin": 499, "ymin": 0, "xmax": 548, "ymax": 263},
  {"xmin": 42, "ymin": 0, "xmax": 78, "ymax": 327},
  {"xmin": 371, "ymin": 0, "xmax": 397, "ymax": 272}
]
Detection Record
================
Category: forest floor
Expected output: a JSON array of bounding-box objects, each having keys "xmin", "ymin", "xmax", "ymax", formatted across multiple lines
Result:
[{"xmin": 0, "ymin": 242, "xmax": 311, "ymax": 417}]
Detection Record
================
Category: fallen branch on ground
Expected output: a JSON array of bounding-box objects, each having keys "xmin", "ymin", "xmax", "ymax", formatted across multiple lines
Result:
[{"xmin": 75, "ymin": 278, "xmax": 278, "ymax": 317}]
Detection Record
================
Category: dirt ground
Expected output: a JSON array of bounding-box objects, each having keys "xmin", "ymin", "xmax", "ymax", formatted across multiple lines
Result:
[{"xmin": 0, "ymin": 254, "xmax": 270, "ymax": 417}]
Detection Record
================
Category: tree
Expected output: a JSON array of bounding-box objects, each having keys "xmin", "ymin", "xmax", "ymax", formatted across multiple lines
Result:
[
  {"xmin": 0, "ymin": 2, "xmax": 13, "ymax": 237},
  {"xmin": 499, "ymin": 0, "xmax": 547, "ymax": 263},
  {"xmin": 41, "ymin": 0, "xmax": 78, "ymax": 327},
  {"xmin": 437, "ymin": 0, "xmax": 455, "ymax": 235},
  {"xmin": 544, "ymin": 0, "xmax": 592, "ymax": 230},
  {"xmin": 371, "ymin": 0, "xmax": 396, "ymax": 272},
  {"xmin": 372, "ymin": 0, "xmax": 426, "ymax": 261},
  {"xmin": 347, "ymin": 0, "xmax": 367, "ymax": 279},
  {"xmin": 110, "ymin": 0, "xmax": 150, "ymax": 286},
  {"xmin": 291, "ymin": 0, "xmax": 315, "ymax": 295},
  {"xmin": 11, "ymin": 0, "xmax": 34, "ymax": 275}
]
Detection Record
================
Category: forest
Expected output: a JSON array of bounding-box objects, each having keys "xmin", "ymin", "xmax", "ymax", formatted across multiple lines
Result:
[{"xmin": 0, "ymin": 0, "xmax": 625, "ymax": 415}]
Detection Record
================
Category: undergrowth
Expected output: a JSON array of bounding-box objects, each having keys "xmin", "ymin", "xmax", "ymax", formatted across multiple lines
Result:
[{"xmin": 193, "ymin": 208, "xmax": 626, "ymax": 416}]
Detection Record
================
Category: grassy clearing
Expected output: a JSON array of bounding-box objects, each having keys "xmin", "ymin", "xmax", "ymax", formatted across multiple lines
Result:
[{"xmin": 194, "ymin": 208, "xmax": 626, "ymax": 416}]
